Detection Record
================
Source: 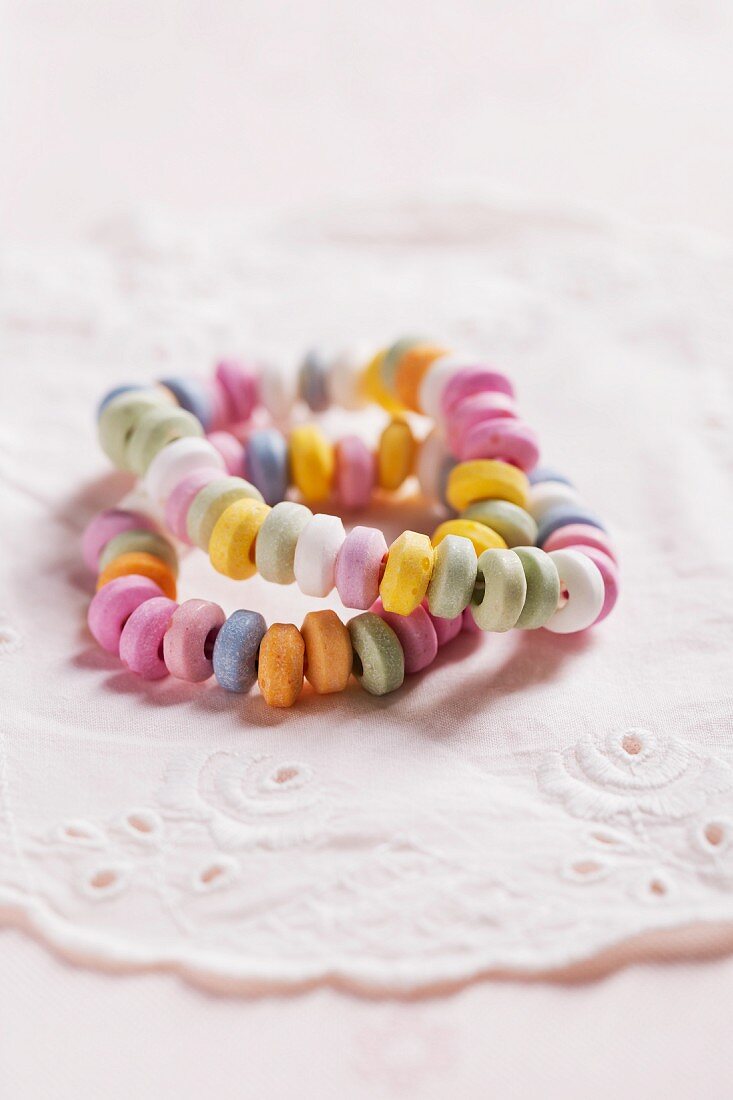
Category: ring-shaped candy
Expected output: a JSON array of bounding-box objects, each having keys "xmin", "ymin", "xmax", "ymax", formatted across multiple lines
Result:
[
  {"xmin": 347, "ymin": 612, "xmax": 404, "ymax": 696},
  {"xmin": 186, "ymin": 476, "xmax": 264, "ymax": 551},
  {"xmin": 87, "ymin": 574, "xmax": 164, "ymax": 654},
  {"xmin": 96, "ymin": 551, "xmax": 177, "ymax": 600},
  {"xmin": 380, "ymin": 530, "xmax": 434, "ymax": 616},
  {"xmin": 371, "ymin": 598, "xmax": 439, "ymax": 675},
  {"xmin": 212, "ymin": 609, "xmax": 267, "ymax": 693},
  {"xmin": 335, "ymin": 526, "xmax": 388, "ymax": 610},
  {"xmin": 209, "ymin": 498, "xmax": 271, "ymax": 580},
  {"xmin": 446, "ymin": 460, "xmax": 530, "ymax": 511},
  {"xmin": 125, "ymin": 406, "xmax": 204, "ymax": 476},
  {"xmin": 301, "ymin": 610, "xmax": 353, "ymax": 694},
  {"xmin": 544, "ymin": 549, "xmax": 605, "ymax": 634},
  {"xmin": 163, "ymin": 598, "xmax": 226, "ymax": 682},
  {"xmin": 458, "ymin": 418, "xmax": 540, "ymax": 472},
  {"xmin": 258, "ymin": 623, "xmax": 305, "ymax": 707},
  {"xmin": 289, "ymin": 424, "xmax": 335, "ymax": 504},
  {"xmin": 432, "ymin": 518, "xmax": 506, "ymax": 558},
  {"xmin": 377, "ymin": 416, "xmax": 416, "ymax": 492},
  {"xmin": 471, "ymin": 548, "xmax": 527, "ymax": 632},
  {"xmin": 119, "ymin": 596, "xmax": 178, "ymax": 680}
]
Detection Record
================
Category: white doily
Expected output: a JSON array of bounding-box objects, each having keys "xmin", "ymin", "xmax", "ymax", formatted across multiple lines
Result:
[{"xmin": 0, "ymin": 198, "xmax": 732, "ymax": 991}]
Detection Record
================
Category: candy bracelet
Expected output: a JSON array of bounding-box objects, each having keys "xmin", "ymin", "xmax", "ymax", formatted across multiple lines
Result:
[{"xmin": 83, "ymin": 340, "xmax": 619, "ymax": 707}]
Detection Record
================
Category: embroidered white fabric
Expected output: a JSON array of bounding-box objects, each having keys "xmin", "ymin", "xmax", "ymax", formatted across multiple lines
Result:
[{"xmin": 0, "ymin": 199, "xmax": 732, "ymax": 992}]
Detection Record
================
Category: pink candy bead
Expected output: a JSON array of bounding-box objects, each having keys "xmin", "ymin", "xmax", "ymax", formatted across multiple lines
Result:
[
  {"xmin": 119, "ymin": 596, "xmax": 178, "ymax": 680},
  {"xmin": 206, "ymin": 431, "xmax": 245, "ymax": 475},
  {"xmin": 335, "ymin": 435, "xmax": 376, "ymax": 511},
  {"xmin": 215, "ymin": 360, "xmax": 259, "ymax": 423},
  {"xmin": 542, "ymin": 523, "xmax": 618, "ymax": 563},
  {"xmin": 441, "ymin": 367, "xmax": 515, "ymax": 419},
  {"xmin": 424, "ymin": 604, "xmax": 463, "ymax": 646},
  {"xmin": 568, "ymin": 546, "xmax": 619, "ymax": 624},
  {"xmin": 163, "ymin": 598, "xmax": 226, "ymax": 682},
  {"xmin": 370, "ymin": 599, "xmax": 438, "ymax": 675},
  {"xmin": 446, "ymin": 391, "xmax": 518, "ymax": 455},
  {"xmin": 206, "ymin": 377, "xmax": 236, "ymax": 431},
  {"xmin": 335, "ymin": 526, "xmax": 387, "ymax": 610},
  {"xmin": 461, "ymin": 606, "xmax": 482, "ymax": 634},
  {"xmin": 87, "ymin": 574, "xmax": 165, "ymax": 654},
  {"xmin": 165, "ymin": 467, "xmax": 222, "ymax": 543},
  {"xmin": 458, "ymin": 418, "xmax": 540, "ymax": 472},
  {"xmin": 82, "ymin": 509, "xmax": 157, "ymax": 572}
]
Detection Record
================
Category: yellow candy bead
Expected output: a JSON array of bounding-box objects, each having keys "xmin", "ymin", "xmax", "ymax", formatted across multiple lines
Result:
[
  {"xmin": 446, "ymin": 460, "xmax": 530, "ymax": 512},
  {"xmin": 290, "ymin": 424, "xmax": 335, "ymax": 504},
  {"xmin": 432, "ymin": 518, "xmax": 507, "ymax": 557},
  {"xmin": 209, "ymin": 498, "xmax": 271, "ymax": 580},
  {"xmin": 362, "ymin": 350, "xmax": 405, "ymax": 414},
  {"xmin": 380, "ymin": 530, "xmax": 434, "ymax": 616},
  {"xmin": 377, "ymin": 416, "xmax": 416, "ymax": 492}
]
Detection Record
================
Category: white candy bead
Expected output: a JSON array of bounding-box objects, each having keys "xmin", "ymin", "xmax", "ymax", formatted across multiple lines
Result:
[
  {"xmin": 293, "ymin": 513, "xmax": 346, "ymax": 597},
  {"xmin": 418, "ymin": 353, "xmax": 475, "ymax": 422},
  {"xmin": 328, "ymin": 345, "xmax": 372, "ymax": 410},
  {"xmin": 260, "ymin": 364, "xmax": 297, "ymax": 421},
  {"xmin": 416, "ymin": 427, "xmax": 450, "ymax": 499},
  {"xmin": 143, "ymin": 437, "xmax": 225, "ymax": 503},
  {"xmin": 544, "ymin": 549, "xmax": 605, "ymax": 634},
  {"xmin": 528, "ymin": 480, "xmax": 580, "ymax": 523}
]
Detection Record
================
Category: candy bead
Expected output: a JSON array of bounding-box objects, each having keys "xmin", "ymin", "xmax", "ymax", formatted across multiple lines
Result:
[
  {"xmin": 537, "ymin": 505, "xmax": 607, "ymax": 547},
  {"xmin": 347, "ymin": 612, "xmax": 405, "ymax": 696},
  {"xmin": 446, "ymin": 460, "xmax": 529, "ymax": 511},
  {"xmin": 165, "ymin": 468, "xmax": 221, "ymax": 544},
  {"xmin": 417, "ymin": 353, "xmax": 474, "ymax": 421},
  {"xmin": 458, "ymin": 418, "xmax": 540, "ymax": 472},
  {"xmin": 126, "ymin": 406, "xmax": 204, "ymax": 476},
  {"xmin": 432, "ymin": 518, "xmax": 507, "ymax": 558},
  {"xmin": 394, "ymin": 343, "xmax": 449, "ymax": 411},
  {"xmin": 370, "ymin": 598, "xmax": 438, "ymax": 675},
  {"xmin": 471, "ymin": 548, "xmax": 527, "ymax": 632},
  {"xmin": 461, "ymin": 499, "xmax": 538, "ymax": 548},
  {"xmin": 186, "ymin": 476, "xmax": 264, "ymax": 551},
  {"xmin": 440, "ymin": 367, "xmax": 515, "ymax": 418},
  {"xmin": 119, "ymin": 596, "xmax": 178, "ymax": 680},
  {"xmin": 424, "ymin": 605, "xmax": 463, "ymax": 646},
  {"xmin": 512, "ymin": 547, "xmax": 560, "ymax": 629},
  {"xmin": 258, "ymin": 623, "xmax": 305, "ymax": 708},
  {"xmin": 289, "ymin": 424, "xmax": 335, "ymax": 503},
  {"xmin": 163, "ymin": 599, "xmax": 225, "ymax": 682},
  {"xmin": 446, "ymin": 391, "xmax": 518, "ymax": 454},
  {"xmin": 377, "ymin": 416, "xmax": 416, "ymax": 491},
  {"xmin": 98, "ymin": 530, "xmax": 178, "ymax": 577},
  {"xmin": 416, "ymin": 428, "xmax": 450, "ymax": 499},
  {"xmin": 542, "ymin": 523, "xmax": 618, "ymax": 564},
  {"xmin": 209, "ymin": 498, "xmax": 271, "ymax": 579},
  {"xmin": 328, "ymin": 345, "xmax": 370, "ymax": 410},
  {"xmin": 301, "ymin": 610, "xmax": 353, "ymax": 694},
  {"xmin": 362, "ymin": 349, "xmax": 404, "ymax": 414},
  {"xmin": 298, "ymin": 349, "xmax": 330, "ymax": 413},
  {"xmin": 529, "ymin": 466, "xmax": 574, "ymax": 487},
  {"xmin": 158, "ymin": 376, "xmax": 214, "ymax": 430},
  {"xmin": 544, "ymin": 549, "xmax": 605, "ymax": 634},
  {"xmin": 426, "ymin": 534, "xmax": 477, "ymax": 620},
  {"xmin": 245, "ymin": 428, "xmax": 290, "ymax": 505},
  {"xmin": 143, "ymin": 436, "xmax": 225, "ymax": 503},
  {"xmin": 335, "ymin": 525, "xmax": 388, "ymax": 610},
  {"xmin": 82, "ymin": 509, "xmax": 157, "ymax": 572},
  {"xmin": 380, "ymin": 530, "xmax": 434, "ymax": 616},
  {"xmin": 215, "ymin": 360, "xmax": 259, "ymax": 423},
  {"xmin": 213, "ymin": 610, "xmax": 267, "ymax": 693},
  {"xmin": 566, "ymin": 546, "xmax": 619, "ymax": 624},
  {"xmin": 335, "ymin": 435, "xmax": 376, "ymax": 511},
  {"xmin": 260, "ymin": 365, "xmax": 297, "ymax": 421},
  {"xmin": 379, "ymin": 337, "xmax": 423, "ymax": 396},
  {"xmin": 87, "ymin": 574, "xmax": 164, "ymax": 654},
  {"xmin": 206, "ymin": 431, "xmax": 244, "ymax": 475},
  {"xmin": 293, "ymin": 513, "xmax": 345, "ymax": 596},
  {"xmin": 206, "ymin": 378, "xmax": 234, "ymax": 432},
  {"xmin": 255, "ymin": 501, "xmax": 313, "ymax": 585},
  {"xmin": 98, "ymin": 390, "xmax": 169, "ymax": 469},
  {"xmin": 527, "ymin": 480, "xmax": 580, "ymax": 523},
  {"xmin": 96, "ymin": 551, "xmax": 177, "ymax": 600},
  {"xmin": 97, "ymin": 384, "xmax": 148, "ymax": 419}
]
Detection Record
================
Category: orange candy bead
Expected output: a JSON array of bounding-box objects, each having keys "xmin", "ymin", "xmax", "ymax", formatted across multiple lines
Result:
[
  {"xmin": 96, "ymin": 551, "xmax": 177, "ymax": 600},
  {"xmin": 301, "ymin": 610, "xmax": 353, "ymax": 694},
  {"xmin": 257, "ymin": 623, "xmax": 305, "ymax": 707},
  {"xmin": 393, "ymin": 343, "xmax": 449, "ymax": 411}
]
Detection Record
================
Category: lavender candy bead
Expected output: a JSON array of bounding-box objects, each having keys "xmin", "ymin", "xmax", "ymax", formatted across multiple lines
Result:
[
  {"xmin": 158, "ymin": 376, "xmax": 215, "ymax": 431},
  {"xmin": 245, "ymin": 428, "xmax": 290, "ymax": 505},
  {"xmin": 212, "ymin": 609, "xmax": 267, "ymax": 693}
]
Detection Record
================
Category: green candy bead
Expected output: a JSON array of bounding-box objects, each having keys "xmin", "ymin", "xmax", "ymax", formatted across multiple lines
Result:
[
  {"xmin": 186, "ymin": 476, "xmax": 264, "ymax": 552},
  {"xmin": 98, "ymin": 390, "xmax": 169, "ymax": 469},
  {"xmin": 471, "ymin": 548, "xmax": 527, "ymax": 632},
  {"xmin": 255, "ymin": 501, "xmax": 313, "ymax": 585},
  {"xmin": 97, "ymin": 529, "xmax": 179, "ymax": 577},
  {"xmin": 513, "ymin": 546, "xmax": 560, "ymax": 629},
  {"xmin": 126, "ymin": 406, "xmax": 204, "ymax": 475},
  {"xmin": 462, "ymin": 499, "xmax": 538, "ymax": 549},
  {"xmin": 426, "ymin": 534, "xmax": 477, "ymax": 619},
  {"xmin": 348, "ymin": 612, "xmax": 405, "ymax": 696}
]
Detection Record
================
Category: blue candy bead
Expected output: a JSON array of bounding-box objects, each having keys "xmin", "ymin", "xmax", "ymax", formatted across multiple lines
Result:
[
  {"xmin": 97, "ymin": 384, "xmax": 146, "ymax": 420},
  {"xmin": 158, "ymin": 377, "xmax": 214, "ymax": 431},
  {"xmin": 212, "ymin": 610, "xmax": 267, "ymax": 693},
  {"xmin": 298, "ymin": 350, "xmax": 330, "ymax": 413},
  {"xmin": 537, "ymin": 505, "xmax": 607, "ymax": 547},
  {"xmin": 528, "ymin": 466, "xmax": 574, "ymax": 487},
  {"xmin": 245, "ymin": 428, "xmax": 289, "ymax": 505}
]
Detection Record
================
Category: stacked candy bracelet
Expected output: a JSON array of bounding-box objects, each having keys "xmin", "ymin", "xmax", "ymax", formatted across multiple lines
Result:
[{"xmin": 83, "ymin": 340, "xmax": 619, "ymax": 707}]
